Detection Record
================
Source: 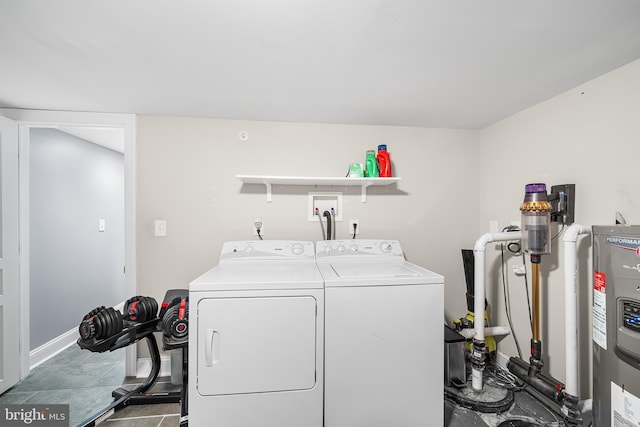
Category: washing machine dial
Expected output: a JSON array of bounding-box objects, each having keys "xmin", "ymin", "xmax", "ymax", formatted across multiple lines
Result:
[
  {"xmin": 324, "ymin": 245, "xmax": 333, "ymax": 254},
  {"xmin": 291, "ymin": 242, "xmax": 305, "ymax": 255},
  {"xmin": 380, "ymin": 241, "xmax": 393, "ymax": 253},
  {"xmin": 244, "ymin": 245, "xmax": 254, "ymax": 253},
  {"xmin": 337, "ymin": 244, "xmax": 346, "ymax": 253},
  {"xmin": 350, "ymin": 244, "xmax": 359, "ymax": 252}
]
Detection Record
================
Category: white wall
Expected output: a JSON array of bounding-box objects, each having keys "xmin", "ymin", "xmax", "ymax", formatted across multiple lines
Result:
[
  {"xmin": 477, "ymin": 58, "xmax": 640, "ymax": 398},
  {"xmin": 136, "ymin": 118, "xmax": 479, "ymax": 326},
  {"xmin": 135, "ymin": 58, "xmax": 640, "ymax": 398},
  {"xmin": 30, "ymin": 128, "xmax": 125, "ymax": 350}
]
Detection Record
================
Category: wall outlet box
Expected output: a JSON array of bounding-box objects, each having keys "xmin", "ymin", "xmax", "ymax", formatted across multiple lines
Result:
[
  {"xmin": 349, "ymin": 219, "xmax": 359, "ymax": 235},
  {"xmin": 253, "ymin": 218, "xmax": 263, "ymax": 236}
]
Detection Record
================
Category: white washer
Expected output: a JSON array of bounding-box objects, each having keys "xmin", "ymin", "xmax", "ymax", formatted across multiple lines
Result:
[
  {"xmin": 316, "ymin": 239, "xmax": 444, "ymax": 427},
  {"xmin": 189, "ymin": 240, "xmax": 324, "ymax": 427}
]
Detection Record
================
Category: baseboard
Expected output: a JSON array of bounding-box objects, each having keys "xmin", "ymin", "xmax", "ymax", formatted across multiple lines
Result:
[
  {"xmin": 29, "ymin": 327, "xmax": 78, "ymax": 369},
  {"xmin": 29, "ymin": 301, "xmax": 126, "ymax": 370},
  {"xmin": 136, "ymin": 355, "xmax": 172, "ymax": 378}
]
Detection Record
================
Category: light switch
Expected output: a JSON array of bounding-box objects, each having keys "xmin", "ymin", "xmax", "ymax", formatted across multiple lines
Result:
[
  {"xmin": 154, "ymin": 220, "xmax": 167, "ymax": 237},
  {"xmin": 99, "ymin": 219, "xmax": 106, "ymax": 232}
]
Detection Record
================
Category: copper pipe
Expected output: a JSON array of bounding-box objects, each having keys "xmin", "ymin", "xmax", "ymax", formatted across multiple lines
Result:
[{"xmin": 532, "ymin": 262, "xmax": 541, "ymax": 341}]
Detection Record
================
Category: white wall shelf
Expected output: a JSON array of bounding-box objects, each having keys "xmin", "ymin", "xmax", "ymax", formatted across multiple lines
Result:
[{"xmin": 237, "ymin": 175, "xmax": 401, "ymax": 203}]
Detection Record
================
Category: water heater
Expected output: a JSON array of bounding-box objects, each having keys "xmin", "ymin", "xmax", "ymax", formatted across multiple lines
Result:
[{"xmin": 592, "ymin": 225, "xmax": 640, "ymax": 426}]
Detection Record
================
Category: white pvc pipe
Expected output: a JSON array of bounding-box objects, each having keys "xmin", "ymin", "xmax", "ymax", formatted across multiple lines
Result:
[
  {"xmin": 472, "ymin": 231, "xmax": 522, "ymax": 391},
  {"xmin": 457, "ymin": 325, "xmax": 511, "ymax": 340},
  {"xmin": 563, "ymin": 224, "xmax": 591, "ymax": 398}
]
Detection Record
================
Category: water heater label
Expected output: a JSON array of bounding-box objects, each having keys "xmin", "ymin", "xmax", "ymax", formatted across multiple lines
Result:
[
  {"xmin": 611, "ymin": 382, "xmax": 640, "ymax": 426},
  {"xmin": 593, "ymin": 270, "xmax": 607, "ymax": 350},
  {"xmin": 606, "ymin": 236, "xmax": 640, "ymax": 256}
]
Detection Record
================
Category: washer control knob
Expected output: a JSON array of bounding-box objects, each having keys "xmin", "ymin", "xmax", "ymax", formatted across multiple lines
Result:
[
  {"xmin": 245, "ymin": 245, "xmax": 253, "ymax": 253},
  {"xmin": 337, "ymin": 245, "xmax": 346, "ymax": 252},
  {"xmin": 380, "ymin": 242, "xmax": 393, "ymax": 253},
  {"xmin": 291, "ymin": 242, "xmax": 305, "ymax": 255},
  {"xmin": 350, "ymin": 244, "xmax": 359, "ymax": 252},
  {"xmin": 324, "ymin": 246, "xmax": 333, "ymax": 254}
]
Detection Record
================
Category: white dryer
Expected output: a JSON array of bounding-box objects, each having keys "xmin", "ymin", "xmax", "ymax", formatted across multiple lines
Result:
[
  {"xmin": 189, "ymin": 240, "xmax": 324, "ymax": 427},
  {"xmin": 316, "ymin": 239, "xmax": 444, "ymax": 427}
]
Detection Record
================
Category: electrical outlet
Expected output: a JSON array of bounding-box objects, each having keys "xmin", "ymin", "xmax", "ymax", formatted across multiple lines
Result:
[
  {"xmin": 253, "ymin": 217, "xmax": 263, "ymax": 236},
  {"xmin": 349, "ymin": 219, "xmax": 360, "ymax": 236}
]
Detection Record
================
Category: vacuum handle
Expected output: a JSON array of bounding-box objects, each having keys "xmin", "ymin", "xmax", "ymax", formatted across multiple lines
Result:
[{"xmin": 204, "ymin": 329, "xmax": 220, "ymax": 366}]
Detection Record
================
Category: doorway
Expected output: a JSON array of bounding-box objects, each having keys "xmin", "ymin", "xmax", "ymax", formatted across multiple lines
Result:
[
  {"xmin": 28, "ymin": 127, "xmax": 126, "ymax": 363},
  {"xmin": 0, "ymin": 109, "xmax": 137, "ymax": 380}
]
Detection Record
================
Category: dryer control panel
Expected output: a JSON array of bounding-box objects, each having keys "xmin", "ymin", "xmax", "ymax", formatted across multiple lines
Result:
[
  {"xmin": 220, "ymin": 240, "xmax": 315, "ymax": 261},
  {"xmin": 316, "ymin": 239, "xmax": 404, "ymax": 259}
]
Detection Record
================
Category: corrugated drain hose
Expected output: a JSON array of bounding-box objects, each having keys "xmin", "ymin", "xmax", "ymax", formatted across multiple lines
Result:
[{"xmin": 323, "ymin": 210, "xmax": 332, "ymax": 240}]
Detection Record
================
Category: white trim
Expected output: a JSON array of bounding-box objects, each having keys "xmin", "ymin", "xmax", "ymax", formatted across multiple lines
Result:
[
  {"xmin": 0, "ymin": 115, "xmax": 20, "ymax": 393},
  {"xmin": 29, "ymin": 327, "xmax": 78, "ymax": 370},
  {"xmin": 0, "ymin": 109, "xmax": 138, "ymax": 379},
  {"xmin": 28, "ymin": 302, "xmax": 126, "ymax": 370},
  {"xmin": 18, "ymin": 123, "xmax": 31, "ymax": 381},
  {"xmin": 122, "ymin": 115, "xmax": 138, "ymax": 377}
]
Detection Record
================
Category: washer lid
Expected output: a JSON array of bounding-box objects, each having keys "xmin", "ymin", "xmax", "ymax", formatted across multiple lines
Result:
[
  {"xmin": 319, "ymin": 260, "xmax": 443, "ymax": 286},
  {"xmin": 331, "ymin": 262, "xmax": 422, "ymax": 279}
]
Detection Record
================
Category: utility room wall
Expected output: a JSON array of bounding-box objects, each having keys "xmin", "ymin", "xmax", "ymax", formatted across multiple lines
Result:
[
  {"xmin": 477, "ymin": 57, "xmax": 640, "ymax": 398},
  {"xmin": 136, "ymin": 118, "xmax": 480, "ymax": 325}
]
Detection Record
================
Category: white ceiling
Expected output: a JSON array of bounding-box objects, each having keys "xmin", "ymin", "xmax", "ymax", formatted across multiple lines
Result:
[{"xmin": 2, "ymin": 0, "xmax": 640, "ymax": 130}]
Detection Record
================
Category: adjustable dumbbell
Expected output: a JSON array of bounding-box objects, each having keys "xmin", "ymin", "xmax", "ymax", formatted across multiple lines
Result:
[
  {"xmin": 78, "ymin": 306, "xmax": 124, "ymax": 340},
  {"xmin": 162, "ymin": 297, "xmax": 189, "ymax": 338},
  {"xmin": 124, "ymin": 296, "xmax": 159, "ymax": 323}
]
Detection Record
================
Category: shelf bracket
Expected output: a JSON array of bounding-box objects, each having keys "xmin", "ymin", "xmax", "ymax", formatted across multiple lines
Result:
[
  {"xmin": 262, "ymin": 180, "xmax": 273, "ymax": 202},
  {"xmin": 361, "ymin": 182, "xmax": 373, "ymax": 203}
]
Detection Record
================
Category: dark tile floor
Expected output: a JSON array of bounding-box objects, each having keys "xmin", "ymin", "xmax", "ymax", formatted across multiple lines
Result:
[
  {"xmin": 0, "ymin": 344, "xmax": 180, "ymax": 426},
  {"xmin": 1, "ymin": 344, "xmax": 580, "ymax": 426}
]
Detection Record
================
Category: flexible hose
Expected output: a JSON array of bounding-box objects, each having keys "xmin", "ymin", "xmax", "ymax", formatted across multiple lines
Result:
[
  {"xmin": 323, "ymin": 210, "xmax": 332, "ymax": 240},
  {"xmin": 317, "ymin": 210, "xmax": 326, "ymax": 240}
]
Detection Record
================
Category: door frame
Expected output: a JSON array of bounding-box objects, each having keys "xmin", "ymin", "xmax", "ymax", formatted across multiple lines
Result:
[
  {"xmin": 0, "ymin": 109, "xmax": 137, "ymax": 378},
  {"xmin": 0, "ymin": 115, "xmax": 20, "ymax": 394}
]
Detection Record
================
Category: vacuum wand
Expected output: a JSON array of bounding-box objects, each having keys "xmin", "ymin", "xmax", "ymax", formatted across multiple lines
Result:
[{"xmin": 531, "ymin": 262, "xmax": 541, "ymax": 343}]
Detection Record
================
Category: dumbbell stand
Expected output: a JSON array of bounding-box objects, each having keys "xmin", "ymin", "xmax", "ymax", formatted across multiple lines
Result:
[
  {"xmin": 163, "ymin": 337, "xmax": 189, "ymax": 427},
  {"xmin": 77, "ymin": 330, "xmax": 184, "ymax": 427}
]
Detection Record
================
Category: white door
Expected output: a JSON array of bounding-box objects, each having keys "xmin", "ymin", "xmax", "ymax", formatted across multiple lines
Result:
[
  {"xmin": 197, "ymin": 296, "xmax": 318, "ymax": 396},
  {"xmin": 0, "ymin": 115, "xmax": 20, "ymax": 394}
]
